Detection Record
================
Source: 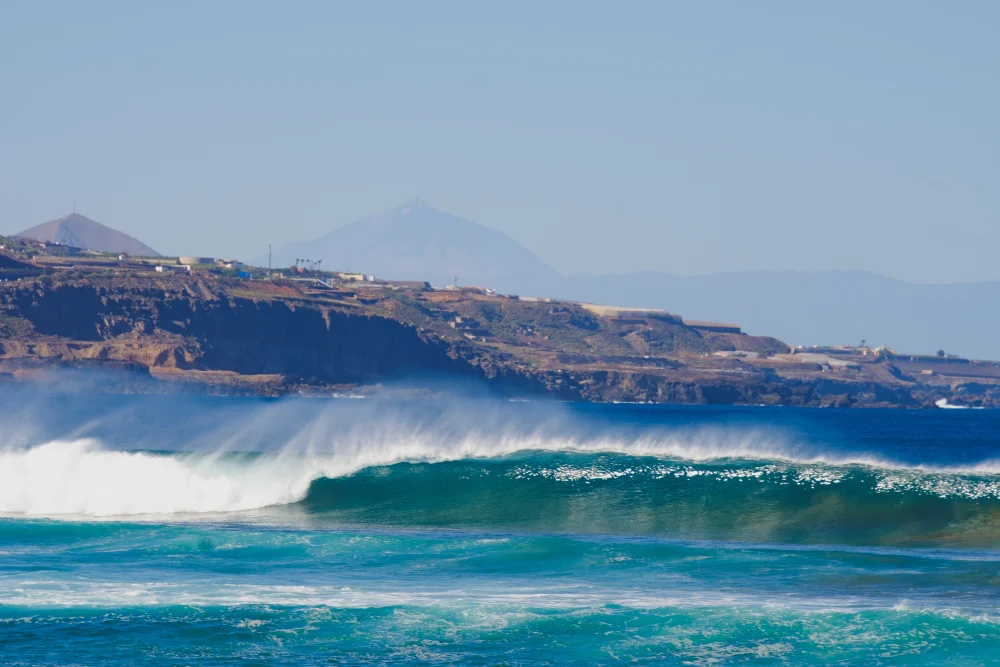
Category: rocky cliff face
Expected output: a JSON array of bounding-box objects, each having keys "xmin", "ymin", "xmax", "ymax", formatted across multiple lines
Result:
[
  {"xmin": 1, "ymin": 274, "xmax": 995, "ymax": 407},
  {"xmin": 0, "ymin": 277, "xmax": 543, "ymax": 395}
]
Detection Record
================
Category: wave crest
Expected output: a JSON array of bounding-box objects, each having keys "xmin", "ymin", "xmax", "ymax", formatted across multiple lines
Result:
[{"xmin": 4, "ymin": 426, "xmax": 1000, "ymax": 518}]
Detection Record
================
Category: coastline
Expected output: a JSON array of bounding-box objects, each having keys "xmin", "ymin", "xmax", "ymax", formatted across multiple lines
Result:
[{"xmin": 2, "ymin": 272, "xmax": 997, "ymax": 409}]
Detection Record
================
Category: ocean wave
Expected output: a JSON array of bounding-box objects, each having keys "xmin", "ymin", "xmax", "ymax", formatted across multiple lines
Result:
[{"xmin": 4, "ymin": 430, "xmax": 1000, "ymax": 521}]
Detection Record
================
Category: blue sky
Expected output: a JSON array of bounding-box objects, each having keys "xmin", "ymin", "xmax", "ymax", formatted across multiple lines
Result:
[{"xmin": 1, "ymin": 1, "xmax": 997, "ymax": 282}]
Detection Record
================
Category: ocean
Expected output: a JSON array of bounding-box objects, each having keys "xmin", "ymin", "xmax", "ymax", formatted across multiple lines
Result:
[{"xmin": 2, "ymin": 388, "xmax": 1000, "ymax": 665}]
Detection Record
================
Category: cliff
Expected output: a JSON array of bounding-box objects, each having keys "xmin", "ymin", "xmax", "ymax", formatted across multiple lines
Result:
[{"xmin": 0, "ymin": 273, "xmax": 997, "ymax": 407}]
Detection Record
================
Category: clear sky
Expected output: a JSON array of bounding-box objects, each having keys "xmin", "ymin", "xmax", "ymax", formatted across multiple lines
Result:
[{"xmin": 1, "ymin": 1, "xmax": 997, "ymax": 282}]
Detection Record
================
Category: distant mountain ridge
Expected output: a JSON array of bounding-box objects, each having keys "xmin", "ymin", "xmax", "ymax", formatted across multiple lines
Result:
[
  {"xmin": 551, "ymin": 270, "xmax": 1000, "ymax": 362},
  {"xmin": 257, "ymin": 199, "xmax": 1000, "ymax": 360},
  {"xmin": 16, "ymin": 213, "xmax": 160, "ymax": 257}
]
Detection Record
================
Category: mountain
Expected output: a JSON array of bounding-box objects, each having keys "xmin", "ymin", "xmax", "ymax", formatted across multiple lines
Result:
[
  {"xmin": 259, "ymin": 199, "xmax": 560, "ymax": 290},
  {"xmin": 258, "ymin": 200, "xmax": 1000, "ymax": 360},
  {"xmin": 16, "ymin": 213, "xmax": 160, "ymax": 257}
]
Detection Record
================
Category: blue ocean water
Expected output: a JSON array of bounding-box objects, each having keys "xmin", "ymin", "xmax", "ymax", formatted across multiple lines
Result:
[{"xmin": 2, "ymin": 389, "xmax": 1000, "ymax": 665}]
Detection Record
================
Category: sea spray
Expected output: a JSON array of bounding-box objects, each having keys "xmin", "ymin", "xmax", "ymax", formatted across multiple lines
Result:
[{"xmin": 3, "ymin": 394, "xmax": 1000, "ymax": 519}]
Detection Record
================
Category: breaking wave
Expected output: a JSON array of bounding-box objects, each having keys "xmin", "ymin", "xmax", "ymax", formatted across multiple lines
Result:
[
  {"xmin": 0, "ymin": 440, "xmax": 318, "ymax": 516},
  {"xmin": 4, "ymin": 427, "xmax": 1000, "ymax": 532}
]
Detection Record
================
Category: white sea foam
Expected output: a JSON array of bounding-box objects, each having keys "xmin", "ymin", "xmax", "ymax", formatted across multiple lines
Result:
[
  {"xmin": 7, "ymin": 575, "xmax": 1000, "ymax": 625},
  {"xmin": 0, "ymin": 440, "xmax": 323, "ymax": 516},
  {"xmin": 0, "ymin": 576, "xmax": 949, "ymax": 614}
]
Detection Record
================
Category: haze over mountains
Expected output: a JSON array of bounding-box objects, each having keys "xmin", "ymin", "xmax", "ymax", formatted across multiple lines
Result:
[
  {"xmin": 264, "ymin": 200, "xmax": 1000, "ymax": 360},
  {"xmin": 560, "ymin": 271, "xmax": 1000, "ymax": 362},
  {"xmin": 6, "ymin": 204, "xmax": 995, "ymax": 359},
  {"xmin": 264, "ymin": 198, "xmax": 560, "ymax": 288},
  {"xmin": 16, "ymin": 213, "xmax": 160, "ymax": 257}
]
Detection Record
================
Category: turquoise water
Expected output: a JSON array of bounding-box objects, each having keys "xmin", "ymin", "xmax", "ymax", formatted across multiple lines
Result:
[{"xmin": 2, "ymin": 392, "xmax": 1000, "ymax": 665}]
